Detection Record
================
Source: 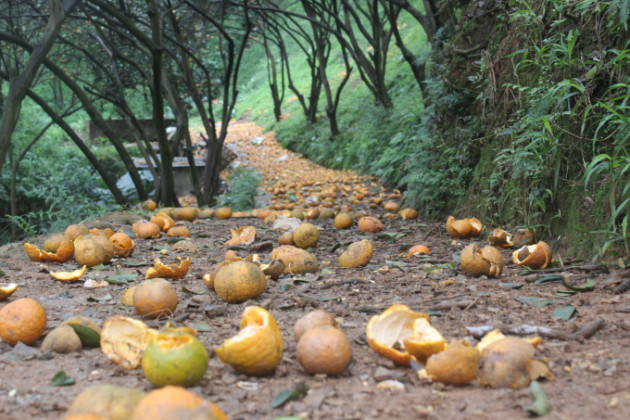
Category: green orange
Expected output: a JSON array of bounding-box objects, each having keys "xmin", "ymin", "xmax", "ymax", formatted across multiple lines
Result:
[{"xmin": 141, "ymin": 330, "xmax": 208, "ymax": 387}]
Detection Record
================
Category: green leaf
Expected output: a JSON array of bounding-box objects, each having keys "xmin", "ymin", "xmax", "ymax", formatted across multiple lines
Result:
[
  {"xmin": 87, "ymin": 293, "xmax": 113, "ymax": 302},
  {"xmin": 516, "ymin": 296, "xmax": 557, "ymax": 307},
  {"xmin": 188, "ymin": 322, "xmax": 211, "ymax": 332},
  {"xmin": 153, "ymin": 246, "xmax": 170, "ymax": 252},
  {"xmin": 534, "ymin": 274, "xmax": 565, "ymax": 285},
  {"xmin": 104, "ymin": 270, "xmax": 137, "ymax": 285},
  {"xmin": 166, "ymin": 237, "xmax": 184, "ymax": 244},
  {"xmin": 319, "ymin": 296, "xmax": 340, "ymax": 302},
  {"xmin": 118, "ymin": 261, "xmax": 149, "ymax": 267},
  {"xmin": 271, "ymin": 384, "xmax": 309, "ymax": 408},
  {"xmin": 555, "ymin": 290, "xmax": 578, "ymax": 297},
  {"xmin": 562, "ymin": 278, "xmax": 596, "ymax": 292},
  {"xmin": 67, "ymin": 323, "xmax": 101, "ymax": 348},
  {"xmin": 90, "ymin": 264, "xmax": 107, "ymax": 271},
  {"xmin": 553, "ymin": 305, "xmax": 576, "ymax": 321},
  {"xmin": 51, "ymin": 371, "xmax": 75, "ymax": 386},
  {"xmin": 273, "ymin": 417, "xmax": 303, "ymax": 420},
  {"xmin": 182, "ymin": 286, "xmax": 206, "ymax": 295},
  {"xmin": 0, "ymin": 267, "xmax": 5, "ymax": 276},
  {"xmin": 527, "ymin": 381, "xmax": 551, "ymax": 416},
  {"xmin": 499, "ymin": 282, "xmax": 523, "ymax": 289},
  {"xmin": 385, "ymin": 260, "xmax": 408, "ymax": 270}
]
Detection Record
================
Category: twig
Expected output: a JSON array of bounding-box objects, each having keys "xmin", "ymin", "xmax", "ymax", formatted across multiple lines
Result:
[
  {"xmin": 317, "ymin": 279, "xmax": 366, "ymax": 290},
  {"xmin": 569, "ymin": 318, "xmax": 606, "ymax": 340}
]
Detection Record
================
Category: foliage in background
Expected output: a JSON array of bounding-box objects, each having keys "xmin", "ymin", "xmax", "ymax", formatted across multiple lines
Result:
[{"xmin": 216, "ymin": 167, "xmax": 262, "ymax": 211}]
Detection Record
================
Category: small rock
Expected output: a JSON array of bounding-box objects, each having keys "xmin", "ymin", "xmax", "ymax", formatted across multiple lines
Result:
[
  {"xmin": 0, "ymin": 341, "xmax": 40, "ymax": 362},
  {"xmin": 221, "ymin": 372, "xmax": 238, "ymax": 384},
  {"xmin": 373, "ymin": 366, "xmax": 399, "ymax": 382}
]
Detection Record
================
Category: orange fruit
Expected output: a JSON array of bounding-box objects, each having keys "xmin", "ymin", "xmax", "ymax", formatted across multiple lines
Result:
[
  {"xmin": 100, "ymin": 315, "xmax": 158, "ymax": 369},
  {"xmin": 334, "ymin": 212, "xmax": 353, "ymax": 229},
  {"xmin": 296, "ymin": 325, "xmax": 352, "ymax": 375},
  {"xmin": 110, "ymin": 232, "xmax": 135, "ymax": 257},
  {"xmin": 424, "ymin": 340, "xmax": 480, "ymax": 385},
  {"xmin": 215, "ymin": 207, "xmax": 233, "ymax": 219},
  {"xmin": 120, "ymin": 285, "xmax": 137, "ymax": 306},
  {"xmin": 43, "ymin": 233, "xmax": 66, "ymax": 253},
  {"xmin": 0, "ymin": 297, "xmax": 47, "ymax": 346},
  {"xmin": 64, "ymin": 223, "xmax": 89, "ymax": 241},
  {"xmin": 142, "ymin": 199, "xmax": 157, "ymax": 211},
  {"xmin": 512, "ymin": 241, "xmax": 552, "ymax": 269},
  {"xmin": 338, "ymin": 239, "xmax": 373, "ymax": 268},
  {"xmin": 366, "ymin": 304, "xmax": 444, "ymax": 366},
  {"xmin": 131, "ymin": 386, "xmax": 227, "ymax": 420},
  {"xmin": 214, "ymin": 261, "xmax": 267, "ymax": 303},
  {"xmin": 135, "ymin": 221, "xmax": 161, "ymax": 239},
  {"xmin": 82, "ymin": 233, "xmax": 114, "ymax": 264},
  {"xmin": 357, "ymin": 216, "xmax": 383, "ymax": 233},
  {"xmin": 198, "ymin": 208, "xmax": 215, "ymax": 219},
  {"xmin": 290, "ymin": 208, "xmax": 305, "ymax": 220},
  {"xmin": 383, "ymin": 201, "xmax": 399, "ymax": 212},
  {"xmin": 215, "ymin": 306, "xmax": 283, "ymax": 376},
  {"xmin": 142, "ymin": 329, "xmax": 208, "ymax": 387},
  {"xmin": 460, "ymin": 243, "xmax": 504, "ymax": 277},
  {"xmin": 166, "ymin": 226, "xmax": 191, "ymax": 237},
  {"xmin": 293, "ymin": 309, "xmax": 338, "ymax": 343},
  {"xmin": 172, "ymin": 207, "xmax": 198, "ymax": 221},
  {"xmin": 399, "ymin": 208, "xmax": 418, "ymax": 220},
  {"xmin": 477, "ymin": 337, "xmax": 540, "ymax": 389},
  {"xmin": 278, "ymin": 231, "xmax": 295, "ymax": 245},
  {"xmin": 133, "ymin": 278, "xmax": 178, "ymax": 318},
  {"xmin": 90, "ymin": 227, "xmax": 115, "ymax": 237},
  {"xmin": 66, "ymin": 384, "xmax": 146, "ymax": 420},
  {"xmin": 270, "ymin": 245, "xmax": 319, "ymax": 274},
  {"xmin": 488, "ymin": 228, "xmax": 513, "ymax": 248},
  {"xmin": 74, "ymin": 237, "xmax": 108, "ymax": 267},
  {"xmin": 293, "ymin": 222, "xmax": 319, "ymax": 249}
]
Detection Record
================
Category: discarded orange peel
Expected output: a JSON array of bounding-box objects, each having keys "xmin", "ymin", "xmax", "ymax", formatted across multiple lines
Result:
[
  {"xmin": 225, "ymin": 225, "xmax": 257, "ymax": 247},
  {"xmin": 24, "ymin": 238, "xmax": 74, "ymax": 263},
  {"xmin": 406, "ymin": 244, "xmax": 430, "ymax": 257},
  {"xmin": 488, "ymin": 228, "xmax": 513, "ymax": 248},
  {"xmin": 100, "ymin": 315, "xmax": 159, "ymax": 369},
  {"xmin": 460, "ymin": 243, "xmax": 504, "ymax": 277},
  {"xmin": 0, "ymin": 283, "xmax": 18, "ymax": 301},
  {"xmin": 445, "ymin": 216, "xmax": 483, "ymax": 239},
  {"xmin": 366, "ymin": 304, "xmax": 445, "ymax": 366},
  {"xmin": 145, "ymin": 257, "xmax": 190, "ymax": 279},
  {"xmin": 512, "ymin": 241, "xmax": 552, "ymax": 269},
  {"xmin": 50, "ymin": 265, "xmax": 87, "ymax": 282}
]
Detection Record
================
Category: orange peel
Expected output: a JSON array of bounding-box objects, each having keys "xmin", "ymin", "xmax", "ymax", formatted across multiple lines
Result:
[
  {"xmin": 225, "ymin": 225, "xmax": 257, "ymax": 247},
  {"xmin": 215, "ymin": 306, "xmax": 283, "ymax": 376},
  {"xmin": 100, "ymin": 315, "xmax": 158, "ymax": 369},
  {"xmin": 406, "ymin": 244, "xmax": 430, "ymax": 257},
  {"xmin": 50, "ymin": 265, "xmax": 87, "ymax": 282},
  {"xmin": 24, "ymin": 238, "xmax": 74, "ymax": 263},
  {"xmin": 460, "ymin": 243, "xmax": 504, "ymax": 277},
  {"xmin": 145, "ymin": 257, "xmax": 190, "ymax": 279},
  {"xmin": 150, "ymin": 212, "xmax": 175, "ymax": 232},
  {"xmin": 366, "ymin": 304, "xmax": 445, "ymax": 366},
  {"xmin": 446, "ymin": 216, "xmax": 483, "ymax": 239},
  {"xmin": 512, "ymin": 241, "xmax": 552, "ymax": 269},
  {"xmin": 0, "ymin": 283, "xmax": 18, "ymax": 301},
  {"xmin": 488, "ymin": 228, "xmax": 513, "ymax": 248}
]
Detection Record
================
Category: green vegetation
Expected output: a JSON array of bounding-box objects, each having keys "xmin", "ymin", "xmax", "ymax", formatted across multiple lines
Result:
[{"xmin": 216, "ymin": 167, "xmax": 262, "ymax": 212}]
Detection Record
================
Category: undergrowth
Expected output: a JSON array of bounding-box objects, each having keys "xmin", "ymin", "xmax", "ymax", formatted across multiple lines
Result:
[{"xmin": 216, "ymin": 167, "xmax": 262, "ymax": 211}]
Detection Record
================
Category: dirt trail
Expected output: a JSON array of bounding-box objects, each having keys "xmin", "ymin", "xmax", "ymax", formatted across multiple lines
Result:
[{"xmin": 0, "ymin": 122, "xmax": 629, "ymax": 420}]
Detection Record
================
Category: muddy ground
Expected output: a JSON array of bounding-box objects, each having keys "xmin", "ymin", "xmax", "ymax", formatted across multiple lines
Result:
[{"xmin": 1, "ymin": 124, "xmax": 629, "ymax": 420}]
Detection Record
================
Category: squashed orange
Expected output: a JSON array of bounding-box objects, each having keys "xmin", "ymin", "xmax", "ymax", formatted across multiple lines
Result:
[
  {"xmin": 225, "ymin": 225, "xmax": 257, "ymax": 246},
  {"xmin": 145, "ymin": 257, "xmax": 190, "ymax": 279},
  {"xmin": 100, "ymin": 315, "xmax": 158, "ymax": 369}
]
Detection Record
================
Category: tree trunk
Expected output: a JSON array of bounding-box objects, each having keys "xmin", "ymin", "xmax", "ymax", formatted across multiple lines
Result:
[{"xmin": 0, "ymin": 0, "xmax": 81, "ymax": 175}]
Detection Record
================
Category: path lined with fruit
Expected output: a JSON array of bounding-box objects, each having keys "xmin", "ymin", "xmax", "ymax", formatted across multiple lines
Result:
[{"xmin": 0, "ymin": 121, "xmax": 628, "ymax": 419}]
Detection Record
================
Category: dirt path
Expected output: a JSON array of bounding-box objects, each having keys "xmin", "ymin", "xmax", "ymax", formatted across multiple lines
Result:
[{"xmin": 0, "ymin": 122, "xmax": 629, "ymax": 419}]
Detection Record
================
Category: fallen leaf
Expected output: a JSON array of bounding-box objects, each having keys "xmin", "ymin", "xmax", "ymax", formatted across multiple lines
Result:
[
  {"xmin": 271, "ymin": 384, "xmax": 309, "ymax": 408},
  {"xmin": 516, "ymin": 296, "xmax": 557, "ymax": 307},
  {"xmin": 553, "ymin": 305, "xmax": 576, "ymax": 321},
  {"xmin": 527, "ymin": 381, "xmax": 551, "ymax": 416},
  {"xmin": 51, "ymin": 371, "xmax": 75, "ymax": 386},
  {"xmin": 67, "ymin": 323, "xmax": 101, "ymax": 348}
]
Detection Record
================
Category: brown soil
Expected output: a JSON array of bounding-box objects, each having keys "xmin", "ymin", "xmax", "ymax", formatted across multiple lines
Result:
[{"xmin": 0, "ymin": 122, "xmax": 629, "ymax": 420}]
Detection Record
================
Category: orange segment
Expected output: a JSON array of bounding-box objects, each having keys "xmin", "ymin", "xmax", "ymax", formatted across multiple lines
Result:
[
  {"xmin": 366, "ymin": 304, "xmax": 435, "ymax": 366},
  {"xmin": 145, "ymin": 257, "xmax": 190, "ymax": 279},
  {"xmin": 50, "ymin": 265, "xmax": 87, "ymax": 282},
  {"xmin": 215, "ymin": 306, "xmax": 283, "ymax": 376}
]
